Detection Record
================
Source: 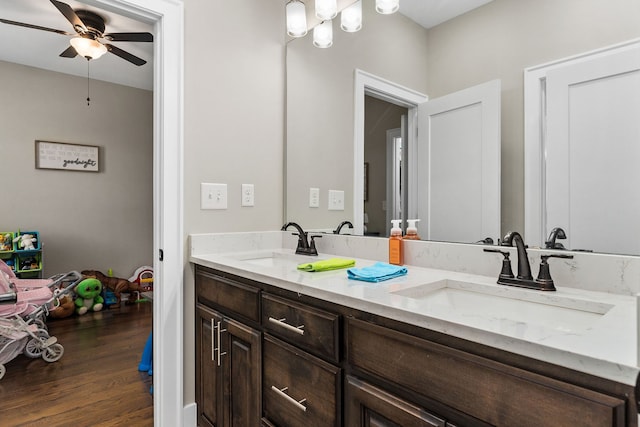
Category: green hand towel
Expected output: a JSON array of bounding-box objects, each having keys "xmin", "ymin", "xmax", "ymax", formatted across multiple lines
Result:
[{"xmin": 297, "ymin": 258, "xmax": 356, "ymax": 272}]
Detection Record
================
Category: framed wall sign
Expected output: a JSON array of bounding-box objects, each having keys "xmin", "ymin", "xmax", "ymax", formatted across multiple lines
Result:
[{"xmin": 35, "ymin": 140, "xmax": 99, "ymax": 172}]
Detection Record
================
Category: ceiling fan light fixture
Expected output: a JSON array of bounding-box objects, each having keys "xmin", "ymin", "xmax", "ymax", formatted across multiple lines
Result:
[
  {"xmin": 70, "ymin": 36, "xmax": 107, "ymax": 59},
  {"xmin": 286, "ymin": 0, "xmax": 308, "ymax": 37},
  {"xmin": 376, "ymin": 0, "xmax": 399, "ymax": 15}
]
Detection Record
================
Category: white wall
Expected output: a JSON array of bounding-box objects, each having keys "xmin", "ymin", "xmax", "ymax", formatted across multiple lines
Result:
[
  {"xmin": 426, "ymin": 0, "xmax": 640, "ymax": 237},
  {"xmin": 0, "ymin": 60, "xmax": 153, "ymax": 278},
  {"xmin": 182, "ymin": 0, "xmax": 285, "ymax": 403}
]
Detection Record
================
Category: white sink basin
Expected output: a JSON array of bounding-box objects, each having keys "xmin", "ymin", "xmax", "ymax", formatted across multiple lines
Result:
[
  {"xmin": 230, "ymin": 251, "xmax": 324, "ymax": 268},
  {"xmin": 391, "ymin": 279, "xmax": 614, "ymax": 335}
]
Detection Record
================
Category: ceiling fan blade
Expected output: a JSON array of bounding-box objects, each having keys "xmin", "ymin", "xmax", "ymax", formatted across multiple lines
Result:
[
  {"xmin": 50, "ymin": 0, "xmax": 87, "ymax": 33},
  {"xmin": 104, "ymin": 32, "xmax": 154, "ymax": 42},
  {"xmin": 105, "ymin": 44, "xmax": 147, "ymax": 66},
  {"xmin": 0, "ymin": 18, "xmax": 72, "ymax": 35},
  {"xmin": 59, "ymin": 45, "xmax": 78, "ymax": 58}
]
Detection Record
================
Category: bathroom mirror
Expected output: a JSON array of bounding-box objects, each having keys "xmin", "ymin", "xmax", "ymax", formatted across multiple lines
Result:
[{"xmin": 285, "ymin": 0, "xmax": 640, "ymax": 255}]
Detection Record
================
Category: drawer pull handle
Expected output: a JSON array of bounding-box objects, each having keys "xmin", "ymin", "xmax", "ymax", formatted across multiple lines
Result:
[
  {"xmin": 268, "ymin": 317, "xmax": 305, "ymax": 335},
  {"xmin": 271, "ymin": 386, "xmax": 307, "ymax": 412},
  {"xmin": 210, "ymin": 319, "xmax": 215, "ymax": 362},
  {"xmin": 214, "ymin": 321, "xmax": 227, "ymax": 366}
]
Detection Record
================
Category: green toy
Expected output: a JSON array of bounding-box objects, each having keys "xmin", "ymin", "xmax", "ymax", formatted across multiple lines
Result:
[{"xmin": 74, "ymin": 278, "xmax": 104, "ymax": 315}]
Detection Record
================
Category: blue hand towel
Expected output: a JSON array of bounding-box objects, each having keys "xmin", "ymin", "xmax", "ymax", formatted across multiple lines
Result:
[{"xmin": 347, "ymin": 262, "xmax": 408, "ymax": 283}]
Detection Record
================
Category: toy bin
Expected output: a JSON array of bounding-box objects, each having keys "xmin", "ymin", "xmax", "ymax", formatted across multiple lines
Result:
[
  {"xmin": 15, "ymin": 252, "xmax": 42, "ymax": 274},
  {"xmin": 13, "ymin": 231, "xmax": 40, "ymax": 252},
  {"xmin": 0, "ymin": 232, "xmax": 15, "ymax": 254}
]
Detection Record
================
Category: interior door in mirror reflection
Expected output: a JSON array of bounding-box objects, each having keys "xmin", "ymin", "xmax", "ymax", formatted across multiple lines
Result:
[
  {"xmin": 544, "ymin": 42, "xmax": 640, "ymax": 254},
  {"xmin": 416, "ymin": 80, "xmax": 501, "ymax": 244}
]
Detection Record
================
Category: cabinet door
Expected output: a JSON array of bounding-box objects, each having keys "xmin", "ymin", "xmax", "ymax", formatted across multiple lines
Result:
[
  {"xmin": 196, "ymin": 305, "xmax": 224, "ymax": 427},
  {"xmin": 196, "ymin": 305, "xmax": 262, "ymax": 427},
  {"xmin": 345, "ymin": 375, "xmax": 446, "ymax": 427},
  {"xmin": 220, "ymin": 316, "xmax": 262, "ymax": 426}
]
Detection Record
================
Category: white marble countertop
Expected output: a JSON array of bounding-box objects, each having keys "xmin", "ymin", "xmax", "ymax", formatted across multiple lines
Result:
[{"xmin": 189, "ymin": 232, "xmax": 639, "ymax": 386}]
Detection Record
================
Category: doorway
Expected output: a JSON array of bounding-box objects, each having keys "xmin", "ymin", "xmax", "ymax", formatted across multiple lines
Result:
[{"xmin": 84, "ymin": 0, "xmax": 184, "ymax": 425}]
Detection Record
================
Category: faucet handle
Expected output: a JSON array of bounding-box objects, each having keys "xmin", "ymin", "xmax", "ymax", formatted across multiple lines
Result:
[
  {"xmin": 309, "ymin": 234, "xmax": 322, "ymax": 250},
  {"xmin": 536, "ymin": 253, "xmax": 574, "ymax": 290},
  {"xmin": 483, "ymin": 249, "xmax": 515, "ymax": 280}
]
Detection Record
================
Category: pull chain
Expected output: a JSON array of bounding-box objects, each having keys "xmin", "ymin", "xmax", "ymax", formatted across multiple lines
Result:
[{"xmin": 86, "ymin": 59, "xmax": 91, "ymax": 106}]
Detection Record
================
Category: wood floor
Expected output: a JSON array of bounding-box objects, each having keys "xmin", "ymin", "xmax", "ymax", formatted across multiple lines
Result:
[{"xmin": 0, "ymin": 301, "xmax": 154, "ymax": 426}]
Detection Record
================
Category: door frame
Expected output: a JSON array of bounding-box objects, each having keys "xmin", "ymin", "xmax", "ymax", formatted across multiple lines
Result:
[
  {"xmin": 353, "ymin": 69, "xmax": 428, "ymax": 235},
  {"xmin": 524, "ymin": 38, "xmax": 640, "ymax": 247},
  {"xmin": 85, "ymin": 0, "xmax": 184, "ymax": 425}
]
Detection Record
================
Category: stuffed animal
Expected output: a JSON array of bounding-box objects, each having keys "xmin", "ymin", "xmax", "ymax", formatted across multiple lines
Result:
[
  {"xmin": 81, "ymin": 270, "xmax": 140, "ymax": 304},
  {"xmin": 0, "ymin": 233, "xmax": 12, "ymax": 251},
  {"xmin": 13, "ymin": 233, "xmax": 37, "ymax": 250},
  {"xmin": 74, "ymin": 278, "xmax": 104, "ymax": 315},
  {"xmin": 49, "ymin": 294, "xmax": 75, "ymax": 319}
]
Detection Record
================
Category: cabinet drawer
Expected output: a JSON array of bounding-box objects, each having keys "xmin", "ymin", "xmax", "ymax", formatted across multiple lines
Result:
[
  {"xmin": 345, "ymin": 375, "xmax": 446, "ymax": 427},
  {"xmin": 196, "ymin": 268, "xmax": 260, "ymax": 322},
  {"xmin": 346, "ymin": 318, "xmax": 626, "ymax": 427},
  {"xmin": 263, "ymin": 334, "xmax": 341, "ymax": 427},
  {"xmin": 262, "ymin": 293, "xmax": 340, "ymax": 362}
]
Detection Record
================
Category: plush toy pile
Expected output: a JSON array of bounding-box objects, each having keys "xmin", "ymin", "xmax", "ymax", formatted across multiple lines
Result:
[{"xmin": 81, "ymin": 270, "xmax": 140, "ymax": 304}]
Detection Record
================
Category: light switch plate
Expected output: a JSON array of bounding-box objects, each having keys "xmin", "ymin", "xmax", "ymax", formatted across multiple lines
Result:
[
  {"xmin": 328, "ymin": 189, "xmax": 345, "ymax": 211},
  {"xmin": 201, "ymin": 183, "xmax": 227, "ymax": 210},
  {"xmin": 309, "ymin": 187, "xmax": 320, "ymax": 208},
  {"xmin": 241, "ymin": 184, "xmax": 255, "ymax": 207}
]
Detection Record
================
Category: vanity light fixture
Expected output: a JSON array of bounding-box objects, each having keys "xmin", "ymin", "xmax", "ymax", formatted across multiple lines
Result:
[
  {"xmin": 341, "ymin": 0, "xmax": 362, "ymax": 32},
  {"xmin": 69, "ymin": 36, "xmax": 107, "ymax": 60},
  {"xmin": 315, "ymin": 0, "xmax": 338, "ymax": 20},
  {"xmin": 286, "ymin": 0, "xmax": 308, "ymax": 37},
  {"xmin": 376, "ymin": 0, "xmax": 399, "ymax": 15},
  {"xmin": 287, "ymin": 0, "xmax": 398, "ymax": 48},
  {"xmin": 313, "ymin": 20, "xmax": 333, "ymax": 48}
]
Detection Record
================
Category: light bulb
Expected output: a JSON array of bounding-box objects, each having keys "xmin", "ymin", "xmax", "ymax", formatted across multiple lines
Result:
[
  {"xmin": 341, "ymin": 0, "xmax": 362, "ymax": 32},
  {"xmin": 286, "ymin": 0, "xmax": 307, "ymax": 37},
  {"xmin": 376, "ymin": 0, "xmax": 399, "ymax": 15},
  {"xmin": 70, "ymin": 37, "xmax": 107, "ymax": 59},
  {"xmin": 313, "ymin": 20, "xmax": 333, "ymax": 48},
  {"xmin": 316, "ymin": 0, "xmax": 337, "ymax": 20}
]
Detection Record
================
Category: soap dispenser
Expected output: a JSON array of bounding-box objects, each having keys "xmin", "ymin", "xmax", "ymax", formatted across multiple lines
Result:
[
  {"xmin": 405, "ymin": 219, "xmax": 421, "ymax": 240},
  {"xmin": 389, "ymin": 219, "xmax": 404, "ymax": 265}
]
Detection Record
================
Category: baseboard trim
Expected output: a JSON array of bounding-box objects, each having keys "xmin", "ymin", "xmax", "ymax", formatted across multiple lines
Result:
[{"xmin": 183, "ymin": 402, "xmax": 197, "ymax": 427}]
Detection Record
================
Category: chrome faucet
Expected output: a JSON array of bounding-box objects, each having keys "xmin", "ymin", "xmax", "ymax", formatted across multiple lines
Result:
[
  {"xmin": 484, "ymin": 231, "xmax": 573, "ymax": 291},
  {"xmin": 545, "ymin": 227, "xmax": 567, "ymax": 249},
  {"xmin": 333, "ymin": 220, "xmax": 354, "ymax": 234},
  {"xmin": 281, "ymin": 222, "xmax": 321, "ymax": 256}
]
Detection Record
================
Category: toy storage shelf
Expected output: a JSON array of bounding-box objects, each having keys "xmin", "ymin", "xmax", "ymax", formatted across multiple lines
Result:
[{"xmin": 0, "ymin": 231, "xmax": 43, "ymax": 278}]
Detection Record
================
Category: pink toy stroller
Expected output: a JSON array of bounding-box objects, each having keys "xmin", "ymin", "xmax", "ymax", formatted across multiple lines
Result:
[
  {"xmin": 0, "ymin": 259, "xmax": 82, "ymax": 328},
  {"xmin": 0, "ymin": 293, "xmax": 68, "ymax": 380}
]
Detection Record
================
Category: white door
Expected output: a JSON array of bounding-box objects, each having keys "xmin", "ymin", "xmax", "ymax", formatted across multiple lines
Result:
[
  {"xmin": 545, "ymin": 44, "xmax": 640, "ymax": 254},
  {"xmin": 416, "ymin": 80, "xmax": 501, "ymax": 243}
]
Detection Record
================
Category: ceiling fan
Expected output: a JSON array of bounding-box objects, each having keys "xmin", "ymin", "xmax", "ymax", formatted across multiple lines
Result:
[{"xmin": 0, "ymin": 0, "xmax": 153, "ymax": 66}]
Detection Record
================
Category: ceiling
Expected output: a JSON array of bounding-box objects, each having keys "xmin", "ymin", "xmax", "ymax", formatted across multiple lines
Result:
[
  {"xmin": 400, "ymin": 0, "xmax": 494, "ymax": 29},
  {"xmin": 0, "ymin": 0, "xmax": 154, "ymax": 90},
  {"xmin": 0, "ymin": 0, "xmax": 492, "ymax": 92}
]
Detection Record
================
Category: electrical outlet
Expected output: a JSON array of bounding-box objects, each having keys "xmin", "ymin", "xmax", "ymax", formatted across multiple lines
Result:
[
  {"xmin": 309, "ymin": 187, "xmax": 320, "ymax": 208},
  {"xmin": 241, "ymin": 184, "xmax": 255, "ymax": 207},
  {"xmin": 201, "ymin": 183, "xmax": 227, "ymax": 210},
  {"xmin": 328, "ymin": 189, "xmax": 345, "ymax": 211}
]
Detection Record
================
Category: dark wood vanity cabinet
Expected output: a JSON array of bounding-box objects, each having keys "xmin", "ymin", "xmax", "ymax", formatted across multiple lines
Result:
[
  {"xmin": 195, "ymin": 270, "xmax": 262, "ymax": 427},
  {"xmin": 195, "ymin": 265, "xmax": 637, "ymax": 427}
]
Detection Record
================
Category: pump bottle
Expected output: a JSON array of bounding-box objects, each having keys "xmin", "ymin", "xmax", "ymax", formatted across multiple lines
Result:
[
  {"xmin": 389, "ymin": 219, "xmax": 404, "ymax": 265},
  {"xmin": 405, "ymin": 219, "xmax": 421, "ymax": 240}
]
